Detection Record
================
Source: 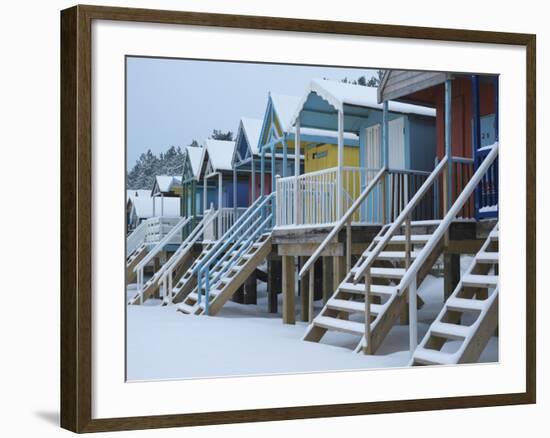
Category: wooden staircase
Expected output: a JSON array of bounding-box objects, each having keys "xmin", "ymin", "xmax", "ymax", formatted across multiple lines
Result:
[
  {"xmin": 303, "ymin": 221, "xmax": 444, "ymax": 353},
  {"xmin": 177, "ymin": 193, "xmax": 275, "ymax": 316},
  {"xmin": 126, "ymin": 244, "xmax": 148, "ymax": 284},
  {"xmin": 178, "ymin": 233, "xmax": 272, "ymax": 315},
  {"xmin": 411, "ymin": 223, "xmax": 499, "ymax": 365}
]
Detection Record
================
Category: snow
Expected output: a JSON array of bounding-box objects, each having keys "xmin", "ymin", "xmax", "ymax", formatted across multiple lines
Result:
[
  {"xmin": 479, "ymin": 205, "xmax": 498, "ymax": 213},
  {"xmin": 290, "ymin": 79, "xmax": 436, "ymax": 128},
  {"xmin": 185, "ymin": 146, "xmax": 203, "ymax": 179},
  {"xmin": 131, "ymin": 196, "xmax": 181, "ymax": 219},
  {"xmin": 204, "ymin": 139, "xmax": 236, "ymax": 171},
  {"xmin": 240, "ymin": 117, "xmax": 263, "ymax": 155},
  {"xmin": 126, "ymin": 269, "xmax": 497, "ymax": 381},
  {"xmin": 127, "ymin": 189, "xmax": 151, "ymax": 202},
  {"xmin": 153, "ymin": 175, "xmax": 182, "ymax": 194}
]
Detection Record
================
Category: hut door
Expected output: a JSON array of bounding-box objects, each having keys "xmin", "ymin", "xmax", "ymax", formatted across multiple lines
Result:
[
  {"xmin": 365, "ymin": 124, "xmax": 381, "ymax": 170},
  {"xmin": 474, "ymin": 114, "xmax": 498, "ymax": 219},
  {"xmin": 388, "ymin": 117, "xmax": 406, "ymax": 170}
]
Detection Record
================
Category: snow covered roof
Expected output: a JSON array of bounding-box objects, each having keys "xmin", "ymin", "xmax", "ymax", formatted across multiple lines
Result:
[
  {"xmin": 153, "ymin": 175, "xmax": 182, "ymax": 194},
  {"xmin": 185, "ymin": 146, "xmax": 203, "ymax": 178},
  {"xmin": 240, "ymin": 117, "xmax": 263, "ymax": 155},
  {"xmin": 131, "ymin": 196, "xmax": 181, "ymax": 219},
  {"xmin": 126, "ymin": 189, "xmax": 151, "ymax": 202},
  {"xmin": 203, "ymin": 139, "xmax": 236, "ymax": 172},
  {"xmin": 270, "ymin": 93, "xmax": 301, "ymax": 132},
  {"xmin": 290, "ymin": 79, "xmax": 436, "ymax": 127}
]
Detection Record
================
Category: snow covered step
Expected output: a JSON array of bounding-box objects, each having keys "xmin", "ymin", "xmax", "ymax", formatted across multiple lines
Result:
[
  {"xmin": 339, "ymin": 282, "xmax": 396, "ymax": 297},
  {"xmin": 362, "ymin": 250, "xmax": 420, "ymax": 261},
  {"xmin": 430, "ymin": 322, "xmax": 471, "ymax": 340},
  {"xmin": 327, "ymin": 298, "xmax": 383, "ymax": 315},
  {"xmin": 462, "ymin": 274, "xmax": 498, "ymax": 288},
  {"xmin": 375, "ymin": 234, "xmax": 432, "ymax": 244},
  {"xmin": 446, "ymin": 297, "xmax": 487, "ymax": 312},
  {"xmin": 489, "ymin": 229, "xmax": 499, "ymax": 241},
  {"xmin": 476, "ymin": 252, "xmax": 499, "ymax": 264},
  {"xmin": 188, "ymin": 290, "xmax": 218, "ymax": 301},
  {"xmin": 369, "ymin": 267, "xmax": 406, "ymax": 279},
  {"xmin": 413, "ymin": 347, "xmax": 455, "ymax": 365},
  {"xmin": 314, "ymin": 316, "xmax": 364, "ymax": 335},
  {"xmin": 178, "ymin": 303, "xmax": 196, "ymax": 314}
]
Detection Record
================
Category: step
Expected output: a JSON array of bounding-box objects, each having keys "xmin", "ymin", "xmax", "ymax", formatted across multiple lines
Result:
[
  {"xmin": 476, "ymin": 252, "xmax": 499, "ymax": 264},
  {"xmin": 489, "ymin": 229, "xmax": 499, "ymax": 241},
  {"xmin": 375, "ymin": 234, "xmax": 432, "ymax": 244},
  {"xmin": 363, "ymin": 250, "xmax": 420, "ymax": 261},
  {"xmin": 430, "ymin": 322, "xmax": 471, "ymax": 340},
  {"xmin": 369, "ymin": 267, "xmax": 406, "ymax": 279},
  {"xmin": 446, "ymin": 297, "xmax": 487, "ymax": 312},
  {"xmin": 314, "ymin": 316, "xmax": 365, "ymax": 335},
  {"xmin": 413, "ymin": 347, "xmax": 456, "ymax": 365},
  {"xmin": 462, "ymin": 274, "xmax": 498, "ymax": 288},
  {"xmin": 339, "ymin": 282, "xmax": 396, "ymax": 297},
  {"xmin": 178, "ymin": 302, "xmax": 196, "ymax": 314},
  {"xmin": 326, "ymin": 298, "xmax": 383, "ymax": 315}
]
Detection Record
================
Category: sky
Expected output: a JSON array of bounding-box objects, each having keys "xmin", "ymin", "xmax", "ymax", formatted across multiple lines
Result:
[{"xmin": 126, "ymin": 57, "xmax": 376, "ymax": 167}]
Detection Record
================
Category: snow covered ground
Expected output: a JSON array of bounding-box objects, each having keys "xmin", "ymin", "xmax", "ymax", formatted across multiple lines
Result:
[{"xmin": 126, "ymin": 260, "xmax": 498, "ymax": 381}]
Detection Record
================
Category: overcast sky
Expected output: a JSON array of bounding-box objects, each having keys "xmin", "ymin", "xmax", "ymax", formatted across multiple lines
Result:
[{"xmin": 126, "ymin": 57, "xmax": 376, "ymax": 167}]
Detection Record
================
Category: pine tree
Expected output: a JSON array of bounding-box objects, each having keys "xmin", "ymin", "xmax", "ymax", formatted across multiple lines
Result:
[{"xmin": 211, "ymin": 129, "xmax": 233, "ymax": 141}]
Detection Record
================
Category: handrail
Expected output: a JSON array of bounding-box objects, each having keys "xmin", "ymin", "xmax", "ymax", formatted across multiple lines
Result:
[
  {"xmin": 298, "ymin": 167, "xmax": 387, "ymax": 279},
  {"xmin": 126, "ymin": 219, "xmax": 149, "ymax": 256},
  {"xmin": 135, "ymin": 215, "xmax": 193, "ymax": 271},
  {"xmin": 353, "ymin": 155, "xmax": 449, "ymax": 283},
  {"xmin": 195, "ymin": 194, "xmax": 272, "ymax": 276},
  {"xmin": 158, "ymin": 211, "xmax": 216, "ymax": 284},
  {"xmin": 397, "ymin": 143, "xmax": 499, "ymax": 294}
]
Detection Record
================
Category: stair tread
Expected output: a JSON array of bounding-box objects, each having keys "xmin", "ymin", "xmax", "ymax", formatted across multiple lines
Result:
[
  {"xmin": 430, "ymin": 321, "xmax": 471, "ymax": 339},
  {"xmin": 339, "ymin": 282, "xmax": 396, "ymax": 296},
  {"xmin": 363, "ymin": 250, "xmax": 420, "ymax": 260},
  {"xmin": 327, "ymin": 298, "xmax": 383, "ymax": 314},
  {"xmin": 178, "ymin": 303, "xmax": 196, "ymax": 314},
  {"xmin": 375, "ymin": 234, "xmax": 432, "ymax": 243},
  {"xmin": 413, "ymin": 347, "xmax": 456, "ymax": 365},
  {"xmin": 314, "ymin": 316, "xmax": 365, "ymax": 335},
  {"xmin": 476, "ymin": 252, "xmax": 499, "ymax": 263},
  {"xmin": 462, "ymin": 274, "xmax": 498, "ymax": 287},
  {"xmin": 446, "ymin": 297, "xmax": 487, "ymax": 312}
]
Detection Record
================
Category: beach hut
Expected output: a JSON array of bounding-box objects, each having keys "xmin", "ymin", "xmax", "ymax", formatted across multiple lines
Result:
[
  {"xmin": 126, "ymin": 189, "xmax": 151, "ymax": 231},
  {"xmin": 198, "ymin": 139, "xmax": 248, "ymax": 238},
  {"xmin": 279, "ymin": 78, "xmax": 436, "ymax": 227},
  {"xmin": 378, "ymin": 71, "xmax": 499, "ymax": 219},
  {"xmin": 151, "ymin": 175, "xmax": 183, "ymax": 217}
]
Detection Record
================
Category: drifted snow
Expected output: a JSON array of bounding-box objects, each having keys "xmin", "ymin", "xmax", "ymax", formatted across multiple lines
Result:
[{"xmin": 126, "ymin": 265, "xmax": 497, "ymax": 381}]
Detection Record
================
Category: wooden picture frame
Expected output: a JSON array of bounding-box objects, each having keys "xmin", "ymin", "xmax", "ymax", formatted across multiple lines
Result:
[{"xmin": 60, "ymin": 4, "xmax": 536, "ymax": 433}]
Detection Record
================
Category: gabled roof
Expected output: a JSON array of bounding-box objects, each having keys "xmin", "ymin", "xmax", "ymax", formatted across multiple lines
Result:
[
  {"xmin": 126, "ymin": 189, "xmax": 151, "ymax": 203},
  {"xmin": 240, "ymin": 117, "xmax": 263, "ymax": 155},
  {"xmin": 291, "ymin": 79, "xmax": 435, "ymax": 126},
  {"xmin": 152, "ymin": 175, "xmax": 182, "ymax": 194},
  {"xmin": 270, "ymin": 93, "xmax": 301, "ymax": 133},
  {"xmin": 185, "ymin": 145, "xmax": 203, "ymax": 179},
  {"xmin": 199, "ymin": 139, "xmax": 236, "ymax": 174}
]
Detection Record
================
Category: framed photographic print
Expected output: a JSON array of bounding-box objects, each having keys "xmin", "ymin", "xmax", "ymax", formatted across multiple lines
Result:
[{"xmin": 60, "ymin": 4, "xmax": 536, "ymax": 433}]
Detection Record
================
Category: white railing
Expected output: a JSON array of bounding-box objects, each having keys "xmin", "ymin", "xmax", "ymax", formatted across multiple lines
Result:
[
  {"xmin": 276, "ymin": 166, "xmax": 433, "ymax": 228},
  {"xmin": 276, "ymin": 166, "xmax": 380, "ymax": 227},
  {"xmin": 126, "ymin": 220, "xmax": 148, "ymax": 257},
  {"xmin": 143, "ymin": 216, "xmax": 183, "ymax": 245},
  {"xmin": 203, "ymin": 207, "xmax": 247, "ymax": 241}
]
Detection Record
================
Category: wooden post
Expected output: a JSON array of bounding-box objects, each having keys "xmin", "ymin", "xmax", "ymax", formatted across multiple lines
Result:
[
  {"xmin": 445, "ymin": 78, "xmax": 453, "ymax": 210},
  {"xmin": 308, "ymin": 267, "xmax": 314, "ymax": 323},
  {"xmin": 444, "ymin": 253, "xmax": 460, "ymax": 300},
  {"xmin": 282, "ymin": 137, "xmax": 288, "ymax": 177},
  {"xmin": 251, "ymin": 155, "xmax": 256, "ymax": 203},
  {"xmin": 322, "ymin": 256, "xmax": 333, "ymax": 303},
  {"xmin": 409, "ymin": 278, "xmax": 418, "ymax": 355},
  {"xmin": 300, "ymin": 256, "xmax": 309, "ymax": 322},
  {"xmin": 294, "ymin": 119, "xmax": 301, "ymax": 225},
  {"xmin": 333, "ymin": 255, "xmax": 346, "ymax": 291},
  {"xmin": 363, "ymin": 270, "xmax": 372, "ymax": 354},
  {"xmin": 267, "ymin": 256, "xmax": 281, "ymax": 313},
  {"xmin": 260, "ymin": 147, "xmax": 265, "ymax": 197},
  {"xmin": 282, "ymin": 255, "xmax": 295, "ymax": 324},
  {"xmin": 271, "ymin": 143, "xmax": 276, "ymax": 195},
  {"xmin": 217, "ymin": 172, "xmax": 223, "ymax": 238},
  {"xmin": 381, "ymin": 101, "xmax": 389, "ymax": 224},
  {"xmin": 400, "ymin": 214, "xmax": 412, "ymax": 325},
  {"xmin": 243, "ymin": 270, "xmax": 257, "ymax": 305},
  {"xmin": 346, "ymin": 218, "xmax": 352, "ymax": 272},
  {"xmin": 337, "ymin": 109, "xmax": 344, "ymax": 219}
]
